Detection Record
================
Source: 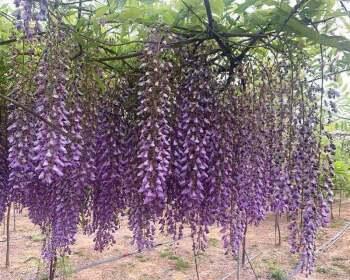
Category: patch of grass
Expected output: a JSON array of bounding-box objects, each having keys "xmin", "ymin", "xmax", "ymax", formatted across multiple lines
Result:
[
  {"xmin": 331, "ymin": 255, "xmax": 350, "ymax": 273},
  {"xmin": 159, "ymin": 249, "xmax": 190, "ymax": 271},
  {"xmin": 124, "ymin": 262, "xmax": 135, "ymax": 268},
  {"xmin": 208, "ymin": 238, "xmax": 219, "ymax": 247},
  {"xmin": 160, "ymin": 250, "xmax": 180, "ymax": 261},
  {"xmin": 56, "ymin": 256, "xmax": 73, "ymax": 278},
  {"xmin": 330, "ymin": 220, "xmax": 344, "ymax": 228},
  {"xmin": 265, "ymin": 259, "xmax": 278, "ymax": 269},
  {"xmin": 332, "ymin": 256, "xmax": 346, "ymax": 261},
  {"xmin": 316, "ymin": 267, "xmax": 337, "ymax": 275},
  {"xmin": 316, "ymin": 267, "xmax": 328, "ymax": 274},
  {"xmin": 174, "ymin": 257, "xmax": 190, "ymax": 271},
  {"xmin": 269, "ymin": 267, "xmax": 287, "ymax": 280},
  {"xmin": 159, "ymin": 249, "xmax": 173, "ymax": 259},
  {"xmin": 168, "ymin": 254, "xmax": 179, "ymax": 261},
  {"xmin": 23, "ymin": 256, "xmax": 41, "ymax": 264},
  {"xmin": 24, "ymin": 257, "xmax": 47, "ymax": 280},
  {"xmin": 30, "ymin": 234, "xmax": 45, "ymax": 242},
  {"xmin": 316, "ymin": 266, "xmax": 340, "ymax": 276},
  {"xmin": 135, "ymin": 254, "xmax": 149, "ymax": 262},
  {"xmin": 332, "ymin": 262, "xmax": 349, "ymax": 271},
  {"xmin": 140, "ymin": 274, "xmax": 159, "ymax": 280}
]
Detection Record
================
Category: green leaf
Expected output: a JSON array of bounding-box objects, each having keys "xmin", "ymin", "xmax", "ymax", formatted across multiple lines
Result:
[
  {"xmin": 235, "ymin": 0, "xmax": 259, "ymax": 14},
  {"xmin": 95, "ymin": 5, "xmax": 109, "ymax": 17},
  {"xmin": 211, "ymin": 0, "xmax": 224, "ymax": 17},
  {"xmin": 109, "ymin": 0, "xmax": 118, "ymax": 11},
  {"xmin": 275, "ymin": 7, "xmax": 350, "ymax": 52},
  {"xmin": 91, "ymin": 19, "xmax": 102, "ymax": 35},
  {"xmin": 119, "ymin": 6, "xmax": 145, "ymax": 21},
  {"xmin": 95, "ymin": 75, "xmax": 106, "ymax": 91},
  {"xmin": 76, "ymin": 18, "xmax": 89, "ymax": 30}
]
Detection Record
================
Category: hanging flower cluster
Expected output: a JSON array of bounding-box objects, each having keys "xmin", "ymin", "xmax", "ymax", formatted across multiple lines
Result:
[
  {"xmin": 128, "ymin": 42, "xmax": 174, "ymax": 250},
  {"xmin": 0, "ymin": 103, "xmax": 8, "ymax": 222},
  {"xmin": 1, "ymin": 33, "xmax": 334, "ymax": 276},
  {"xmin": 13, "ymin": 0, "xmax": 48, "ymax": 35}
]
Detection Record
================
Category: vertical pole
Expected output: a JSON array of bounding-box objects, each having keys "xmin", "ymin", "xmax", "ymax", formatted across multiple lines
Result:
[
  {"xmin": 13, "ymin": 205, "xmax": 16, "ymax": 232},
  {"xmin": 242, "ymin": 239, "xmax": 246, "ymax": 267},
  {"xmin": 245, "ymin": 250, "xmax": 258, "ymax": 280},
  {"xmin": 274, "ymin": 214, "xmax": 277, "ymax": 246},
  {"xmin": 330, "ymin": 201, "xmax": 334, "ymax": 220},
  {"xmin": 192, "ymin": 239, "xmax": 200, "ymax": 280},
  {"xmin": 6, "ymin": 203, "xmax": 11, "ymax": 267},
  {"xmin": 275, "ymin": 214, "xmax": 281, "ymax": 246},
  {"xmin": 237, "ymin": 245, "xmax": 240, "ymax": 280},
  {"xmin": 194, "ymin": 251, "xmax": 200, "ymax": 280},
  {"xmin": 49, "ymin": 255, "xmax": 57, "ymax": 280},
  {"xmin": 242, "ymin": 222, "xmax": 248, "ymax": 266},
  {"xmin": 2, "ymin": 219, "xmax": 5, "ymax": 235}
]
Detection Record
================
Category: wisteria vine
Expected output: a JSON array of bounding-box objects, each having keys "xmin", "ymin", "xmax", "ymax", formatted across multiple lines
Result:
[{"xmin": 0, "ymin": 30, "xmax": 337, "ymax": 276}]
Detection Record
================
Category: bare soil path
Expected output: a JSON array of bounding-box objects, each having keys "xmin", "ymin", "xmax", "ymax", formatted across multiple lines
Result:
[{"xmin": 0, "ymin": 201, "xmax": 349, "ymax": 280}]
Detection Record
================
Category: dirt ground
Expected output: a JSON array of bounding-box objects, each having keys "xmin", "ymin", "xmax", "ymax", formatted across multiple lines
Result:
[{"xmin": 0, "ymin": 200, "xmax": 349, "ymax": 280}]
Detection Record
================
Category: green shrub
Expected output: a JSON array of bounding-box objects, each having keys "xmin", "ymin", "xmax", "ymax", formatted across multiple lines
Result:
[
  {"xmin": 269, "ymin": 267, "xmax": 287, "ymax": 280},
  {"xmin": 175, "ymin": 258, "xmax": 190, "ymax": 271}
]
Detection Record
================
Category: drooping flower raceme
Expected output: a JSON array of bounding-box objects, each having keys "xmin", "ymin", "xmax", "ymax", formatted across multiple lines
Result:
[
  {"xmin": 129, "ymin": 43, "xmax": 173, "ymax": 250},
  {"xmin": 175, "ymin": 55, "xmax": 214, "ymax": 250},
  {"xmin": 7, "ymin": 88, "xmax": 35, "ymax": 207},
  {"xmin": 91, "ymin": 93, "xmax": 126, "ymax": 251},
  {"xmin": 1, "ymin": 37, "xmax": 333, "ymax": 276},
  {"xmin": 14, "ymin": 0, "xmax": 48, "ymax": 35},
  {"xmin": 0, "ymin": 104, "xmax": 8, "ymax": 222}
]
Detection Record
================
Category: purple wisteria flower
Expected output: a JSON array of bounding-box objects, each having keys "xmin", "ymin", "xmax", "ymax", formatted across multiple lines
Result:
[
  {"xmin": 1, "ymin": 39, "xmax": 334, "ymax": 276},
  {"xmin": 13, "ymin": 0, "xmax": 48, "ymax": 36},
  {"xmin": 129, "ymin": 43, "xmax": 173, "ymax": 250},
  {"xmin": 0, "ymin": 109, "xmax": 9, "ymax": 222}
]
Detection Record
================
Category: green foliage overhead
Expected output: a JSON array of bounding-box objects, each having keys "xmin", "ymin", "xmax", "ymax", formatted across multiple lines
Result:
[{"xmin": 0, "ymin": 0, "xmax": 349, "ymax": 60}]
